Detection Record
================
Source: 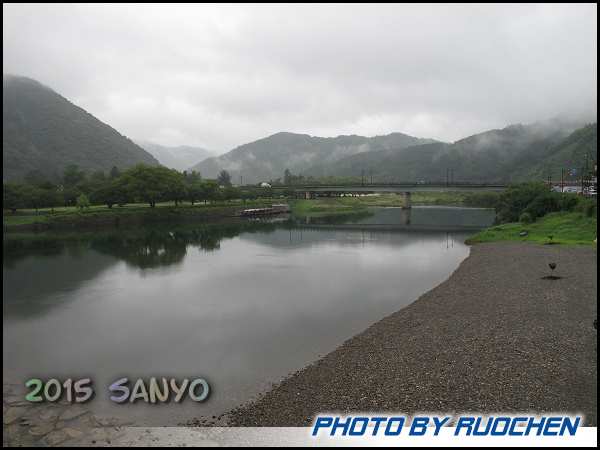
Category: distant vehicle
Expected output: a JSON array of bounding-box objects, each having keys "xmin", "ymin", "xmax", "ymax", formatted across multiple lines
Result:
[
  {"xmin": 587, "ymin": 186, "xmax": 597, "ymax": 195},
  {"xmin": 260, "ymin": 183, "xmax": 271, "ymax": 188}
]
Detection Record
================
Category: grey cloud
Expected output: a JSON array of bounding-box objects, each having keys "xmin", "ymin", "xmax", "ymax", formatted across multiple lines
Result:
[{"xmin": 3, "ymin": 3, "xmax": 597, "ymax": 155}]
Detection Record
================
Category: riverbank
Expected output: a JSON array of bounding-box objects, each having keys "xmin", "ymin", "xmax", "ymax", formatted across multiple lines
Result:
[
  {"xmin": 2, "ymin": 191, "xmax": 497, "ymax": 233},
  {"xmin": 219, "ymin": 241, "xmax": 597, "ymax": 427},
  {"xmin": 2, "ymin": 203, "xmax": 275, "ymax": 233}
]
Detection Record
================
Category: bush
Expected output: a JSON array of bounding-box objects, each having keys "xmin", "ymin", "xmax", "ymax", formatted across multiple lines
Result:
[
  {"xmin": 558, "ymin": 194, "xmax": 581, "ymax": 213},
  {"xmin": 523, "ymin": 195, "xmax": 560, "ymax": 221},
  {"xmin": 574, "ymin": 198, "xmax": 597, "ymax": 217},
  {"xmin": 494, "ymin": 182, "xmax": 593, "ymax": 223},
  {"xmin": 519, "ymin": 212, "xmax": 533, "ymax": 223},
  {"xmin": 495, "ymin": 182, "xmax": 557, "ymax": 223}
]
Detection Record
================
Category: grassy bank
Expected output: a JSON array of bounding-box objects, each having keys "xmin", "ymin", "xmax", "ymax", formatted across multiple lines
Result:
[
  {"xmin": 2, "ymin": 201, "xmax": 268, "ymax": 231},
  {"xmin": 465, "ymin": 211, "xmax": 597, "ymax": 248}
]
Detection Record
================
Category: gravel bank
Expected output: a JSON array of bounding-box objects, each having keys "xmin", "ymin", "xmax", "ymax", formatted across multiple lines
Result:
[{"xmin": 224, "ymin": 242, "xmax": 597, "ymax": 427}]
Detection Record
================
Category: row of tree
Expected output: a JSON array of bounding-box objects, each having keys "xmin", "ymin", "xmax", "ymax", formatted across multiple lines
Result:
[{"xmin": 3, "ymin": 164, "xmax": 302, "ymax": 213}]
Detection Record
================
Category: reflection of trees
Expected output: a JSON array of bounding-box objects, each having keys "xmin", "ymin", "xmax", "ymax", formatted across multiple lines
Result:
[
  {"xmin": 3, "ymin": 212, "xmax": 376, "ymax": 271},
  {"xmin": 93, "ymin": 232, "xmax": 189, "ymax": 269},
  {"xmin": 3, "ymin": 219, "xmax": 304, "ymax": 272},
  {"xmin": 2, "ymin": 237, "xmax": 65, "ymax": 269}
]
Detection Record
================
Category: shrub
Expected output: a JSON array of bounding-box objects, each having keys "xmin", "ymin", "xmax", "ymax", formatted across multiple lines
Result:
[
  {"xmin": 519, "ymin": 212, "xmax": 533, "ymax": 223},
  {"xmin": 574, "ymin": 198, "xmax": 597, "ymax": 217}
]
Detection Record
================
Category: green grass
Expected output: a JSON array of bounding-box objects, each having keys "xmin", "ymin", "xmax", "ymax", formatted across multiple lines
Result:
[
  {"xmin": 465, "ymin": 211, "xmax": 597, "ymax": 248},
  {"xmin": 2, "ymin": 200, "xmax": 276, "ymax": 229}
]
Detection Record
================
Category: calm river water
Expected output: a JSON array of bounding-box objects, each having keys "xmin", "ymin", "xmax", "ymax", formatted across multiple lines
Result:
[{"xmin": 3, "ymin": 206, "xmax": 496, "ymax": 426}]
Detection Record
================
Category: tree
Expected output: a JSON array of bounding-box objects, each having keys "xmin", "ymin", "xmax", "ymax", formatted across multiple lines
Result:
[
  {"xmin": 216, "ymin": 170, "xmax": 232, "ymax": 187},
  {"xmin": 63, "ymin": 164, "xmax": 87, "ymax": 189},
  {"xmin": 283, "ymin": 169, "xmax": 291, "ymax": 186},
  {"xmin": 89, "ymin": 185, "xmax": 127, "ymax": 209},
  {"xmin": 24, "ymin": 169, "xmax": 47, "ymax": 186},
  {"xmin": 35, "ymin": 180, "xmax": 58, "ymax": 191},
  {"xmin": 282, "ymin": 187, "xmax": 296, "ymax": 198},
  {"xmin": 198, "ymin": 179, "xmax": 220, "ymax": 204},
  {"xmin": 109, "ymin": 165, "xmax": 121, "ymax": 182},
  {"xmin": 115, "ymin": 164, "xmax": 187, "ymax": 207},
  {"xmin": 90, "ymin": 170, "xmax": 108, "ymax": 187},
  {"xmin": 183, "ymin": 170, "xmax": 201, "ymax": 185},
  {"xmin": 41, "ymin": 189, "xmax": 63, "ymax": 211},
  {"xmin": 260, "ymin": 186, "xmax": 275, "ymax": 200},
  {"xmin": 187, "ymin": 182, "xmax": 204, "ymax": 205},
  {"xmin": 23, "ymin": 186, "xmax": 47, "ymax": 211},
  {"xmin": 3, "ymin": 182, "xmax": 26, "ymax": 212},
  {"xmin": 222, "ymin": 186, "xmax": 241, "ymax": 202},
  {"xmin": 76, "ymin": 194, "xmax": 91, "ymax": 210},
  {"xmin": 242, "ymin": 189, "xmax": 259, "ymax": 203},
  {"xmin": 164, "ymin": 169, "xmax": 187, "ymax": 206}
]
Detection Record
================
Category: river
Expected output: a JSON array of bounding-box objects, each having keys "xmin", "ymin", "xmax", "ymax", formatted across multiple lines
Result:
[{"xmin": 3, "ymin": 206, "xmax": 497, "ymax": 426}]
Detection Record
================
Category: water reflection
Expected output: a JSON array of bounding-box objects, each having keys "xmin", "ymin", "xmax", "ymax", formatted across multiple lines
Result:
[{"xmin": 3, "ymin": 207, "xmax": 496, "ymax": 425}]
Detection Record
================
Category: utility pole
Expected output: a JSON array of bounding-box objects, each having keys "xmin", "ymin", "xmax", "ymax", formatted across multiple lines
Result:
[{"xmin": 446, "ymin": 168, "xmax": 449, "ymax": 186}]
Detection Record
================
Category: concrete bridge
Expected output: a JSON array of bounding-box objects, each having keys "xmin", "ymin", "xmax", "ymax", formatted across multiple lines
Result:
[
  {"xmin": 239, "ymin": 181, "xmax": 509, "ymax": 201},
  {"xmin": 283, "ymin": 181, "xmax": 508, "ymax": 189},
  {"xmin": 240, "ymin": 181, "xmax": 509, "ymax": 191}
]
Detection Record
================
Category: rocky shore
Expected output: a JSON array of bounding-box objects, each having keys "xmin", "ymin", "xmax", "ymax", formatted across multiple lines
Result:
[{"xmin": 223, "ymin": 242, "xmax": 597, "ymax": 427}]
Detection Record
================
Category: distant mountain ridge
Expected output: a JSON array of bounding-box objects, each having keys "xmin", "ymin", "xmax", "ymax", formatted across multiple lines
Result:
[
  {"xmin": 134, "ymin": 141, "xmax": 215, "ymax": 172},
  {"xmin": 311, "ymin": 118, "xmax": 597, "ymax": 183},
  {"xmin": 3, "ymin": 74, "xmax": 596, "ymax": 185},
  {"xmin": 3, "ymin": 75, "xmax": 161, "ymax": 183},
  {"xmin": 188, "ymin": 131, "xmax": 439, "ymax": 184}
]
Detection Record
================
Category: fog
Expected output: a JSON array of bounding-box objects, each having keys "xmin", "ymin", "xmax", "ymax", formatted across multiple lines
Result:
[{"xmin": 3, "ymin": 4, "xmax": 597, "ymax": 155}]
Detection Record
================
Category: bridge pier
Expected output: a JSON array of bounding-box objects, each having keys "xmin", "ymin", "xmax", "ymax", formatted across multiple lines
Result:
[{"xmin": 402, "ymin": 191, "xmax": 412, "ymax": 209}]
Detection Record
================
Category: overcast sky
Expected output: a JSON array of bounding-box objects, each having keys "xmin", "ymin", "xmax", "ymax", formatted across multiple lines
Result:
[{"xmin": 3, "ymin": 3, "xmax": 597, "ymax": 155}]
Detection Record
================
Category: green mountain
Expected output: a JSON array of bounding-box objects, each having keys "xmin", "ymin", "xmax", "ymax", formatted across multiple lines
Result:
[
  {"xmin": 3, "ymin": 75, "xmax": 161, "ymax": 183},
  {"xmin": 188, "ymin": 131, "xmax": 439, "ymax": 185},
  {"xmin": 315, "ymin": 119, "xmax": 597, "ymax": 183}
]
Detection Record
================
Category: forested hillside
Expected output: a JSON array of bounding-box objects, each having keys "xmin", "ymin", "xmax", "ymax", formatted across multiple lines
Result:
[
  {"xmin": 316, "ymin": 119, "xmax": 597, "ymax": 183},
  {"xmin": 3, "ymin": 75, "xmax": 161, "ymax": 183},
  {"xmin": 188, "ymin": 131, "xmax": 438, "ymax": 184}
]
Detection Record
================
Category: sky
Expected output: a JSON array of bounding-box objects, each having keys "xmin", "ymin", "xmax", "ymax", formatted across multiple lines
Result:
[{"xmin": 3, "ymin": 3, "xmax": 597, "ymax": 156}]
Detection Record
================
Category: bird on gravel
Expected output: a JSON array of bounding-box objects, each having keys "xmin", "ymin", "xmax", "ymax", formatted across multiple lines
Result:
[{"xmin": 549, "ymin": 262, "xmax": 556, "ymax": 275}]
